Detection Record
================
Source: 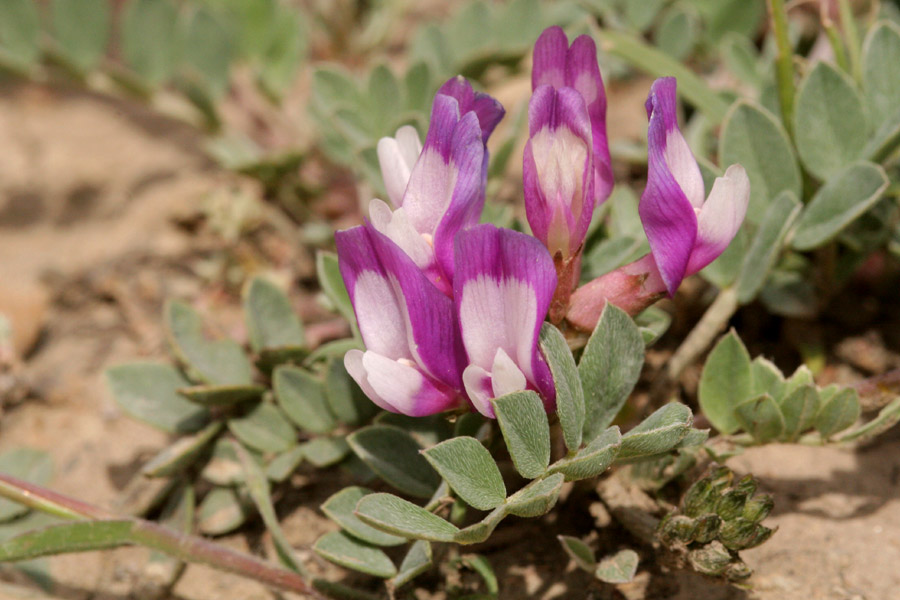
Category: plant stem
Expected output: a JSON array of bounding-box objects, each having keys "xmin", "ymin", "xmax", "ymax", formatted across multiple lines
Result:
[
  {"xmin": 837, "ymin": 0, "xmax": 863, "ymax": 82},
  {"xmin": 0, "ymin": 474, "xmax": 323, "ymax": 599},
  {"xmin": 666, "ymin": 287, "xmax": 739, "ymax": 380},
  {"xmin": 821, "ymin": 12, "xmax": 850, "ymax": 72},
  {"xmin": 768, "ymin": 0, "xmax": 797, "ymax": 138}
]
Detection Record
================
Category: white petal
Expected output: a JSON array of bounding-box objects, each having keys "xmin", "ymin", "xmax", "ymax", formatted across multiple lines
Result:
[
  {"xmin": 344, "ymin": 350, "xmax": 400, "ymax": 413},
  {"xmin": 361, "ymin": 351, "xmax": 426, "ymax": 415},
  {"xmin": 377, "ymin": 126, "xmax": 422, "ymax": 207},
  {"xmin": 490, "ymin": 348, "xmax": 527, "ymax": 398},
  {"xmin": 463, "ymin": 364, "xmax": 495, "ymax": 417},
  {"xmin": 458, "ymin": 275, "xmax": 538, "ymax": 379},
  {"xmin": 353, "ymin": 271, "xmax": 408, "ymax": 360},
  {"xmin": 402, "ymin": 149, "xmax": 458, "ymax": 235},
  {"xmin": 368, "ymin": 199, "xmax": 434, "ymax": 270},
  {"xmin": 664, "ymin": 129, "xmax": 705, "ymax": 208},
  {"xmin": 530, "ymin": 125, "xmax": 588, "ymax": 211},
  {"xmin": 697, "ymin": 164, "xmax": 750, "ymax": 247}
]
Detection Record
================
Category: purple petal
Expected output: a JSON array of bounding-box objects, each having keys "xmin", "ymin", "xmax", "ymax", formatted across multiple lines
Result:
[
  {"xmin": 532, "ymin": 26, "xmax": 568, "ymax": 89},
  {"xmin": 686, "ymin": 164, "xmax": 750, "ymax": 275},
  {"xmin": 366, "ymin": 224, "xmax": 466, "ymax": 389},
  {"xmin": 524, "ymin": 85, "xmax": 594, "ymax": 256},
  {"xmin": 453, "ymin": 225, "xmax": 557, "ymax": 411},
  {"xmin": 430, "ymin": 114, "xmax": 486, "ymax": 285},
  {"xmin": 566, "ymin": 35, "xmax": 613, "ymax": 206},
  {"xmin": 438, "ymin": 76, "xmax": 505, "ymax": 143},
  {"xmin": 345, "ymin": 350, "xmax": 462, "ymax": 416},
  {"xmin": 335, "ymin": 226, "xmax": 409, "ymax": 360},
  {"xmin": 639, "ymin": 78, "xmax": 699, "ymax": 296}
]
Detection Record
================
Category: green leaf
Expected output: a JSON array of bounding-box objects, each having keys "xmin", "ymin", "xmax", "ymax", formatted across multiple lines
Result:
[
  {"xmin": 366, "ymin": 64, "xmax": 400, "ymax": 134},
  {"xmin": 181, "ymin": 7, "xmax": 233, "ymax": 100},
  {"xmin": 273, "ymin": 365, "xmax": 337, "ymax": 434},
  {"xmin": 618, "ymin": 403, "xmax": 692, "ymax": 460},
  {"xmin": 539, "ymin": 323, "xmax": 585, "ymax": 451},
  {"xmin": 558, "ymin": 535, "xmax": 596, "ymax": 572},
  {"xmin": 794, "ymin": 61, "xmax": 868, "ymax": 180},
  {"xmin": 655, "ymin": 5, "xmax": 698, "ymax": 60},
  {"xmin": 458, "ymin": 554, "xmax": 499, "ymax": 595},
  {"xmin": 791, "ymin": 161, "xmax": 889, "ymax": 250},
  {"xmin": 243, "ymin": 277, "xmax": 305, "ymax": 352},
  {"xmin": 734, "ymin": 395, "xmax": 785, "ymax": 443},
  {"xmin": 178, "ymin": 384, "xmax": 265, "ymax": 407},
  {"xmin": 227, "ymin": 402, "xmax": 296, "ymax": 454},
  {"xmin": 106, "ymin": 363, "xmax": 209, "ymax": 433},
  {"xmin": 121, "ymin": 0, "xmax": 179, "ymax": 86},
  {"xmin": 314, "ymin": 531, "xmax": 396, "ymax": 578},
  {"xmin": 404, "ymin": 62, "xmax": 433, "ymax": 113},
  {"xmin": 391, "ymin": 540, "xmax": 433, "ymax": 589},
  {"xmin": 265, "ymin": 445, "xmax": 305, "ymax": 482},
  {"xmin": 50, "ymin": 0, "xmax": 110, "ymax": 72},
  {"xmin": 814, "ymin": 388, "xmax": 861, "ymax": 438},
  {"xmin": 718, "ymin": 101, "xmax": 802, "ymax": 221},
  {"xmin": 423, "ymin": 437, "xmax": 505, "ymax": 511},
  {"xmin": 0, "ymin": 520, "xmax": 135, "ymax": 561},
  {"xmin": 321, "ymin": 487, "xmax": 405, "ymax": 547},
  {"xmin": 595, "ymin": 549, "xmax": 639, "ymax": 584},
  {"xmin": 547, "ymin": 426, "xmax": 622, "ymax": 481},
  {"xmin": 141, "ymin": 421, "xmax": 223, "ymax": 478},
  {"xmin": 347, "ymin": 426, "xmax": 440, "ymax": 498},
  {"xmin": 737, "ymin": 190, "xmax": 802, "ymax": 303},
  {"xmin": 698, "ymin": 331, "xmax": 752, "ymax": 434},
  {"xmin": 234, "ymin": 440, "xmax": 304, "ymax": 573},
  {"xmin": 0, "ymin": 0, "xmax": 40, "ymax": 70},
  {"xmin": 165, "ymin": 300, "xmax": 253, "ymax": 386},
  {"xmin": 749, "ymin": 357, "xmax": 785, "ymax": 401},
  {"xmin": 839, "ymin": 397, "xmax": 900, "ymax": 443},
  {"xmin": 317, "ymin": 251, "xmax": 356, "ymax": 329},
  {"xmin": 301, "ymin": 437, "xmax": 351, "ymax": 468},
  {"xmin": 256, "ymin": 8, "xmax": 305, "ymax": 100},
  {"xmin": 325, "ymin": 359, "xmax": 377, "ymax": 426},
  {"xmin": 862, "ymin": 21, "xmax": 900, "ymax": 129},
  {"xmin": 0, "ymin": 449, "xmax": 53, "ymax": 522},
  {"xmin": 579, "ymin": 304, "xmax": 645, "ymax": 442},
  {"xmin": 492, "ymin": 391, "xmax": 551, "ymax": 479},
  {"xmin": 354, "ymin": 494, "xmax": 459, "ymax": 542},
  {"xmin": 504, "ymin": 473, "xmax": 565, "ymax": 518},
  {"xmin": 198, "ymin": 487, "xmax": 252, "ymax": 535},
  {"xmin": 778, "ymin": 385, "xmax": 820, "ymax": 441}
]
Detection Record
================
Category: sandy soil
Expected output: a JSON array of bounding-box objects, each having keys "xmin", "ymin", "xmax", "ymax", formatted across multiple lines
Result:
[{"xmin": 1, "ymin": 83, "xmax": 899, "ymax": 600}]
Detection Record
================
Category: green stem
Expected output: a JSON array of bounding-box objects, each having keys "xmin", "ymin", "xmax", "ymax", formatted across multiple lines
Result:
[
  {"xmin": 837, "ymin": 0, "xmax": 863, "ymax": 83},
  {"xmin": 0, "ymin": 474, "xmax": 323, "ymax": 598},
  {"xmin": 822, "ymin": 18, "xmax": 850, "ymax": 73},
  {"xmin": 0, "ymin": 474, "xmax": 112, "ymax": 521},
  {"xmin": 768, "ymin": 0, "xmax": 796, "ymax": 138}
]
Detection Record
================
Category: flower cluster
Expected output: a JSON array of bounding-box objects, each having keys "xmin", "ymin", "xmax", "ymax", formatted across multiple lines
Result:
[{"xmin": 337, "ymin": 27, "xmax": 749, "ymax": 418}]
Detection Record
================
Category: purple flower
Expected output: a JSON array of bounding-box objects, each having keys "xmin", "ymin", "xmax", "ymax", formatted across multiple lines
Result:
[
  {"xmin": 454, "ymin": 225, "xmax": 557, "ymax": 417},
  {"xmin": 567, "ymin": 78, "xmax": 749, "ymax": 331},
  {"xmin": 525, "ymin": 26, "xmax": 613, "ymax": 260},
  {"xmin": 640, "ymin": 77, "xmax": 749, "ymax": 296},
  {"xmin": 373, "ymin": 79, "xmax": 504, "ymax": 294},
  {"xmin": 336, "ymin": 224, "xmax": 466, "ymax": 416}
]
